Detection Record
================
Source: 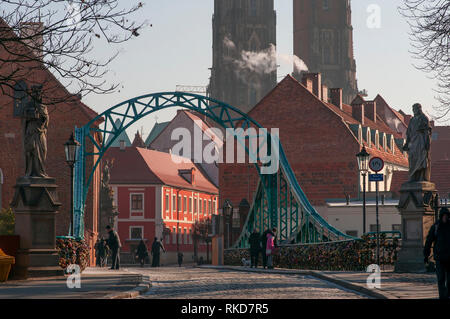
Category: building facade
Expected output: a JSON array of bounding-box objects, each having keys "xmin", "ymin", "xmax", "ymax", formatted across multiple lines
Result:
[
  {"xmin": 106, "ymin": 147, "xmax": 219, "ymax": 264},
  {"xmin": 219, "ymin": 73, "xmax": 409, "ymax": 239},
  {"xmin": 293, "ymin": 0, "xmax": 358, "ymax": 104},
  {"xmin": 209, "ymin": 0, "xmax": 277, "ymax": 113}
]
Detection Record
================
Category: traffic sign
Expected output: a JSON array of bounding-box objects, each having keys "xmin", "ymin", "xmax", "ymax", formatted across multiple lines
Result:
[
  {"xmin": 369, "ymin": 174, "xmax": 384, "ymax": 182},
  {"xmin": 369, "ymin": 157, "xmax": 384, "ymax": 172}
]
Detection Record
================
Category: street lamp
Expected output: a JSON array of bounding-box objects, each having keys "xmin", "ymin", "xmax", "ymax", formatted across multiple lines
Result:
[
  {"xmin": 356, "ymin": 146, "xmax": 370, "ymax": 235},
  {"xmin": 64, "ymin": 133, "xmax": 80, "ymax": 237},
  {"xmin": 223, "ymin": 200, "xmax": 232, "ymax": 248}
]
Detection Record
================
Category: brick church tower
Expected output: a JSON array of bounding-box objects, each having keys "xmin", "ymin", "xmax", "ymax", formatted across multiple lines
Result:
[
  {"xmin": 209, "ymin": 0, "xmax": 277, "ymax": 114},
  {"xmin": 293, "ymin": 0, "xmax": 358, "ymax": 104}
]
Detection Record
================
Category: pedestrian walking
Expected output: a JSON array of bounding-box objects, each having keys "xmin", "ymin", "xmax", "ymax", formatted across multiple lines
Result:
[
  {"xmin": 151, "ymin": 237, "xmax": 166, "ymax": 267},
  {"xmin": 94, "ymin": 238, "xmax": 102, "ymax": 267},
  {"xmin": 177, "ymin": 252, "xmax": 184, "ymax": 267},
  {"xmin": 136, "ymin": 239, "xmax": 149, "ymax": 267},
  {"xmin": 249, "ymin": 229, "xmax": 261, "ymax": 268},
  {"xmin": 261, "ymin": 228, "xmax": 274, "ymax": 269},
  {"xmin": 266, "ymin": 228, "xmax": 277, "ymax": 270},
  {"xmin": 106, "ymin": 225, "xmax": 122, "ymax": 270},
  {"xmin": 424, "ymin": 207, "xmax": 450, "ymax": 299}
]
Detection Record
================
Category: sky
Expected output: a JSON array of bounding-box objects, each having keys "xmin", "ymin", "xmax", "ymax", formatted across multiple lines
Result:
[{"xmin": 82, "ymin": 0, "xmax": 440, "ymax": 140}]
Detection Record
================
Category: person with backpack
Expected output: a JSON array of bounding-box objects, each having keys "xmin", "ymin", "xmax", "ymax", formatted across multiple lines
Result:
[{"xmin": 424, "ymin": 207, "xmax": 450, "ymax": 299}]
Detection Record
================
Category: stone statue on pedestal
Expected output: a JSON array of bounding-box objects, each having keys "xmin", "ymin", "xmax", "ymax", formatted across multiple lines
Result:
[
  {"xmin": 11, "ymin": 84, "xmax": 63, "ymax": 278},
  {"xmin": 395, "ymin": 103, "xmax": 437, "ymax": 273},
  {"xmin": 403, "ymin": 103, "xmax": 431, "ymax": 182}
]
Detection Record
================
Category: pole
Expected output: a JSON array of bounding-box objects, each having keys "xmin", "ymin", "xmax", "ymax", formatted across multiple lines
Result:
[
  {"xmin": 70, "ymin": 164, "xmax": 74, "ymax": 237},
  {"xmin": 362, "ymin": 172, "xmax": 366, "ymax": 235},
  {"xmin": 376, "ymin": 180, "xmax": 380, "ymax": 266}
]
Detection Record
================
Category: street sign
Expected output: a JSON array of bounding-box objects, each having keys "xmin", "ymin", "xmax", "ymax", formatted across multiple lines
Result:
[
  {"xmin": 369, "ymin": 157, "xmax": 384, "ymax": 173},
  {"xmin": 369, "ymin": 174, "xmax": 384, "ymax": 182}
]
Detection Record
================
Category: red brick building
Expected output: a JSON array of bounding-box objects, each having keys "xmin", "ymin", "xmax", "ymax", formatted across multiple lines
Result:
[
  {"xmin": 105, "ymin": 146, "xmax": 219, "ymax": 264},
  {"xmin": 0, "ymin": 19, "xmax": 102, "ymax": 265},
  {"xmin": 220, "ymin": 74, "xmax": 409, "ymax": 228}
]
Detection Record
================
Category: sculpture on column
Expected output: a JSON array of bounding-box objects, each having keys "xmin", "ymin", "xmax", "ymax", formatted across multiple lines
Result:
[
  {"xmin": 402, "ymin": 103, "xmax": 432, "ymax": 182},
  {"xmin": 22, "ymin": 85, "xmax": 49, "ymax": 178}
]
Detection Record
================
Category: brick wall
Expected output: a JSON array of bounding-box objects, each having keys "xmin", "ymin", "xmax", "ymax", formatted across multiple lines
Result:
[{"xmin": 219, "ymin": 75, "xmax": 360, "ymax": 208}]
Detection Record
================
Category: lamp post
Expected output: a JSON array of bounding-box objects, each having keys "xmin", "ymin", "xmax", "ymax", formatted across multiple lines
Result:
[
  {"xmin": 356, "ymin": 146, "xmax": 370, "ymax": 236},
  {"xmin": 223, "ymin": 200, "xmax": 232, "ymax": 248},
  {"xmin": 64, "ymin": 133, "xmax": 80, "ymax": 237}
]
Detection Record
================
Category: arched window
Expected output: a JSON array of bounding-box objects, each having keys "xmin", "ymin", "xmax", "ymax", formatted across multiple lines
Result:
[
  {"xmin": 13, "ymin": 80, "xmax": 28, "ymax": 117},
  {"xmin": 250, "ymin": 0, "xmax": 257, "ymax": 16}
]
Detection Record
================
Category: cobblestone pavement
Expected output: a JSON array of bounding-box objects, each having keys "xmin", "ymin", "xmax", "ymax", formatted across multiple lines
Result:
[{"xmin": 129, "ymin": 266, "xmax": 369, "ymax": 299}]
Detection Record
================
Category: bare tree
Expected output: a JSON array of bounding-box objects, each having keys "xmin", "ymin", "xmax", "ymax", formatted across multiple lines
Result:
[
  {"xmin": 399, "ymin": 0, "xmax": 450, "ymax": 118},
  {"xmin": 0, "ymin": 0, "xmax": 148, "ymax": 107}
]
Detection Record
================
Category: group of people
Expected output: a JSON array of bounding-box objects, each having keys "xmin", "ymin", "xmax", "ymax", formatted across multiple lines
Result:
[
  {"xmin": 94, "ymin": 225, "xmax": 168, "ymax": 269},
  {"xmin": 248, "ymin": 227, "xmax": 277, "ymax": 269}
]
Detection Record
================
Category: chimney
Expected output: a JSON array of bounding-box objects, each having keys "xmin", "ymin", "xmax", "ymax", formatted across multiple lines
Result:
[
  {"xmin": 365, "ymin": 101, "xmax": 377, "ymax": 123},
  {"xmin": 20, "ymin": 22, "xmax": 44, "ymax": 59},
  {"xmin": 301, "ymin": 73, "xmax": 322, "ymax": 99},
  {"xmin": 302, "ymin": 77, "xmax": 313, "ymax": 94},
  {"xmin": 330, "ymin": 88, "xmax": 343, "ymax": 110},
  {"xmin": 322, "ymin": 84, "xmax": 329, "ymax": 103},
  {"xmin": 351, "ymin": 95, "xmax": 365, "ymax": 125}
]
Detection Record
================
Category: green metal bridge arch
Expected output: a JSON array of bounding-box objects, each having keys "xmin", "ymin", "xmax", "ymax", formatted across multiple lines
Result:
[{"xmin": 73, "ymin": 92, "xmax": 357, "ymax": 246}]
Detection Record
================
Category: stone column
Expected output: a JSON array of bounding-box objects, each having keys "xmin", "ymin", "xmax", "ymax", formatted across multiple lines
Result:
[
  {"xmin": 394, "ymin": 181, "xmax": 437, "ymax": 273},
  {"xmin": 11, "ymin": 176, "xmax": 64, "ymax": 278}
]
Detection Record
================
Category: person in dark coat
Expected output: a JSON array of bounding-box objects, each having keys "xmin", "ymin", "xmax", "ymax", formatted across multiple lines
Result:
[
  {"xmin": 151, "ymin": 237, "xmax": 166, "ymax": 267},
  {"xmin": 136, "ymin": 240, "xmax": 148, "ymax": 267},
  {"xmin": 261, "ymin": 228, "xmax": 275, "ymax": 269},
  {"xmin": 106, "ymin": 225, "xmax": 122, "ymax": 270},
  {"xmin": 177, "ymin": 252, "xmax": 184, "ymax": 267},
  {"xmin": 95, "ymin": 237, "xmax": 107, "ymax": 267},
  {"xmin": 424, "ymin": 207, "xmax": 450, "ymax": 299},
  {"xmin": 248, "ymin": 229, "xmax": 261, "ymax": 268},
  {"xmin": 95, "ymin": 238, "xmax": 102, "ymax": 267}
]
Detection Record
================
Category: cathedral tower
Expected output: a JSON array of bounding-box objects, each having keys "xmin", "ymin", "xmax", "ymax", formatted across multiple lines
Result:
[
  {"xmin": 293, "ymin": 0, "xmax": 358, "ymax": 104},
  {"xmin": 209, "ymin": 0, "xmax": 277, "ymax": 114}
]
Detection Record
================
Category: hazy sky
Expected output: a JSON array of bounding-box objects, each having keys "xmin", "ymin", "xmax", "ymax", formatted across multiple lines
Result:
[{"xmin": 83, "ymin": 0, "xmax": 440, "ymax": 140}]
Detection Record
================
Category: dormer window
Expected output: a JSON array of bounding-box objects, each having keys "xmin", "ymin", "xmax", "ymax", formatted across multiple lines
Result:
[{"xmin": 179, "ymin": 168, "xmax": 195, "ymax": 185}]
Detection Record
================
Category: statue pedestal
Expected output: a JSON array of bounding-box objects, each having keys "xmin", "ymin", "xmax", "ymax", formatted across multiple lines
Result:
[
  {"xmin": 395, "ymin": 181, "xmax": 436, "ymax": 273},
  {"xmin": 11, "ymin": 177, "xmax": 64, "ymax": 278}
]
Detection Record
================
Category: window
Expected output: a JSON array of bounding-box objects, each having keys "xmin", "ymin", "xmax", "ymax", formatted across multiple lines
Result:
[
  {"xmin": 172, "ymin": 194, "xmax": 176, "ymax": 211},
  {"xmin": 321, "ymin": 30, "xmax": 334, "ymax": 64},
  {"xmin": 183, "ymin": 196, "xmax": 187, "ymax": 213},
  {"xmin": 172, "ymin": 227, "xmax": 176, "ymax": 243},
  {"xmin": 323, "ymin": 0, "xmax": 329, "ymax": 10},
  {"xmin": 189, "ymin": 197, "xmax": 192, "ymax": 213},
  {"xmin": 165, "ymin": 194, "xmax": 169, "ymax": 212},
  {"xmin": 178, "ymin": 195, "xmax": 182, "ymax": 212},
  {"xmin": 208, "ymin": 200, "xmax": 212, "ymax": 214},
  {"xmin": 203, "ymin": 199, "xmax": 207, "ymax": 215},
  {"xmin": 189, "ymin": 228, "xmax": 193, "ymax": 244},
  {"xmin": 249, "ymin": 0, "xmax": 257, "ymax": 16},
  {"xmin": 199, "ymin": 199, "xmax": 203, "ymax": 216},
  {"xmin": 366, "ymin": 129, "xmax": 371, "ymax": 147},
  {"xmin": 130, "ymin": 227, "xmax": 143, "ymax": 239},
  {"xmin": 392, "ymin": 224, "xmax": 401, "ymax": 232},
  {"xmin": 346, "ymin": 230, "xmax": 358, "ymax": 237},
  {"xmin": 179, "ymin": 227, "xmax": 182, "ymax": 244},
  {"xmin": 194, "ymin": 197, "xmax": 198, "ymax": 214},
  {"xmin": 13, "ymin": 80, "xmax": 28, "ymax": 117},
  {"xmin": 370, "ymin": 224, "xmax": 379, "ymax": 232},
  {"xmin": 130, "ymin": 194, "xmax": 143, "ymax": 211}
]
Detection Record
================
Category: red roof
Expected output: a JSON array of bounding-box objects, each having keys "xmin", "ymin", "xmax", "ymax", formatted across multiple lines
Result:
[{"xmin": 105, "ymin": 147, "xmax": 218, "ymax": 194}]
